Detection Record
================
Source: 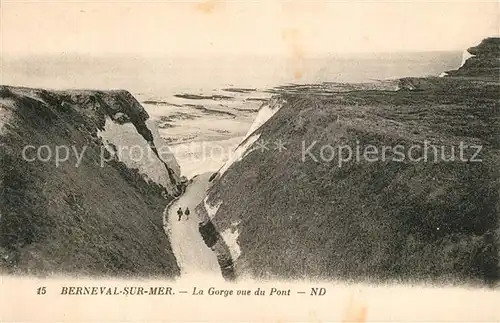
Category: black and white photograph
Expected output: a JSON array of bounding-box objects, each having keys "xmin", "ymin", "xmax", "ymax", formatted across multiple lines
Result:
[{"xmin": 0, "ymin": 0, "xmax": 499, "ymax": 321}]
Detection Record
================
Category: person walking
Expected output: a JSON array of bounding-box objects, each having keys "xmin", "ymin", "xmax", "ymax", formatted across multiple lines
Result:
[
  {"xmin": 177, "ymin": 207, "xmax": 183, "ymax": 221},
  {"xmin": 184, "ymin": 207, "xmax": 190, "ymax": 220}
]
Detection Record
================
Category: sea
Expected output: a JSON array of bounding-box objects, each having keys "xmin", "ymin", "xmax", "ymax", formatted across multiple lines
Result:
[{"xmin": 2, "ymin": 52, "xmax": 463, "ymax": 177}]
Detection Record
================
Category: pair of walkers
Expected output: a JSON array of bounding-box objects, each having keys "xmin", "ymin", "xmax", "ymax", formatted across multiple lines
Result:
[{"xmin": 177, "ymin": 207, "xmax": 190, "ymax": 221}]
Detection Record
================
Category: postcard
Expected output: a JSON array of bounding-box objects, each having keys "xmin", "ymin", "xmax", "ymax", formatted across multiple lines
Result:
[{"xmin": 1, "ymin": 1, "xmax": 499, "ymax": 322}]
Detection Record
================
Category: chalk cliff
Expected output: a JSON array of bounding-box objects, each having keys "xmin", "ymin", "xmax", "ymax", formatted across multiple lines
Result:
[
  {"xmin": 0, "ymin": 86, "xmax": 182, "ymax": 277},
  {"xmin": 446, "ymin": 37, "xmax": 500, "ymax": 79}
]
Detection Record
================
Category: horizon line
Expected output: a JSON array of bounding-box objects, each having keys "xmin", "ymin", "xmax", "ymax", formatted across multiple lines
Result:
[{"xmin": 2, "ymin": 49, "xmax": 465, "ymax": 59}]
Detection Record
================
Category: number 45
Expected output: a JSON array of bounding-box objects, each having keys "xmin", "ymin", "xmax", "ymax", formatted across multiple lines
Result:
[{"xmin": 37, "ymin": 287, "xmax": 46, "ymax": 295}]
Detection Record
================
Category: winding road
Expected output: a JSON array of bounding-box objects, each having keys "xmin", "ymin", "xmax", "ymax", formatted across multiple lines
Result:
[{"xmin": 165, "ymin": 173, "xmax": 223, "ymax": 280}]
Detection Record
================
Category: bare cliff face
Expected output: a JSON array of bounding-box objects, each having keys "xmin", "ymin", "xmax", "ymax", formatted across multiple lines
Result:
[
  {"xmin": 0, "ymin": 86, "xmax": 181, "ymax": 277},
  {"xmin": 198, "ymin": 39, "xmax": 500, "ymax": 285}
]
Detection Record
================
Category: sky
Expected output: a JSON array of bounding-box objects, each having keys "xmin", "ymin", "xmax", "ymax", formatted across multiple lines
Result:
[{"xmin": 1, "ymin": 0, "xmax": 499, "ymax": 57}]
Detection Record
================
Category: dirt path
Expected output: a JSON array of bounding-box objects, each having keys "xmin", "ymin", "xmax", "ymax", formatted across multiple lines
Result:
[{"xmin": 165, "ymin": 173, "xmax": 223, "ymax": 279}]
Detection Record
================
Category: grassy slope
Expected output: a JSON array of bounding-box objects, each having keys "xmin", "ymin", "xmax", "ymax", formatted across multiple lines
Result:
[
  {"xmin": 205, "ymin": 78, "xmax": 499, "ymax": 285},
  {"xmin": 0, "ymin": 86, "xmax": 180, "ymax": 277}
]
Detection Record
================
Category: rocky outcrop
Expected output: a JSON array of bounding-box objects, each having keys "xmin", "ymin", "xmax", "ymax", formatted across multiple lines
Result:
[
  {"xmin": 0, "ymin": 86, "xmax": 182, "ymax": 277},
  {"xmin": 446, "ymin": 37, "xmax": 500, "ymax": 79},
  {"xmin": 398, "ymin": 38, "xmax": 499, "ymax": 91}
]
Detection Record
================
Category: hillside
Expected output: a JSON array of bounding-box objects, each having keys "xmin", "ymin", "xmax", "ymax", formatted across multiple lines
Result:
[
  {"xmin": 0, "ymin": 86, "xmax": 182, "ymax": 277},
  {"xmin": 199, "ymin": 40, "xmax": 500, "ymax": 285}
]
